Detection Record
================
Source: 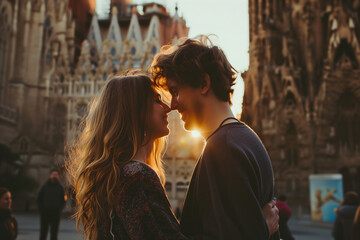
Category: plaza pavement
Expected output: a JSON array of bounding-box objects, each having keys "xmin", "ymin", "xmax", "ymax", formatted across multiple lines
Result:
[{"xmin": 14, "ymin": 212, "xmax": 333, "ymax": 240}]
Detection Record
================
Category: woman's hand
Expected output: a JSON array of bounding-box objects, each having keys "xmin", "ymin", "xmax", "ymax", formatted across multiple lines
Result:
[{"xmin": 262, "ymin": 200, "xmax": 279, "ymax": 238}]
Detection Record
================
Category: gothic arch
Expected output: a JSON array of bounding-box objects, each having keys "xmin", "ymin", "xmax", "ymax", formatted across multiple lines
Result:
[{"xmin": 334, "ymin": 39, "xmax": 358, "ymax": 69}]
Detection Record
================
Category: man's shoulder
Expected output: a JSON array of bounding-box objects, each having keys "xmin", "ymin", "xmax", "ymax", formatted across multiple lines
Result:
[
  {"xmin": 206, "ymin": 122, "xmax": 257, "ymax": 151},
  {"xmin": 208, "ymin": 122, "xmax": 256, "ymax": 141}
]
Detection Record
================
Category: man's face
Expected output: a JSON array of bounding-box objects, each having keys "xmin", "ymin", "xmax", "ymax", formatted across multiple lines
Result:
[
  {"xmin": 166, "ymin": 79, "xmax": 204, "ymax": 131},
  {"xmin": 50, "ymin": 171, "xmax": 60, "ymax": 182}
]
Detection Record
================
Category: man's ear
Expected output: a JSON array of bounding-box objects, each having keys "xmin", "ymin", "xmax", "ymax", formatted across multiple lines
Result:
[{"xmin": 200, "ymin": 74, "xmax": 211, "ymax": 95}]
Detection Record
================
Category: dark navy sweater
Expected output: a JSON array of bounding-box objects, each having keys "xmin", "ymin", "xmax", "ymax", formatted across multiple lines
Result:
[{"xmin": 180, "ymin": 122, "xmax": 276, "ymax": 240}]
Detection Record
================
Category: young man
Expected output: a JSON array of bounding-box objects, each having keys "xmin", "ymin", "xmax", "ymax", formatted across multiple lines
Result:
[
  {"xmin": 37, "ymin": 169, "xmax": 66, "ymax": 240},
  {"xmin": 151, "ymin": 36, "xmax": 279, "ymax": 239}
]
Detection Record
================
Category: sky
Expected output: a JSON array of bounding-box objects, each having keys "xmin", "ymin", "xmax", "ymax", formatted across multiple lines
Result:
[{"xmin": 96, "ymin": 0, "xmax": 249, "ymax": 115}]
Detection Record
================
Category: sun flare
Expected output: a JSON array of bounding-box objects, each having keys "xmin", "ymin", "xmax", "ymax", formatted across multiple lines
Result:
[{"xmin": 191, "ymin": 130, "xmax": 201, "ymax": 138}]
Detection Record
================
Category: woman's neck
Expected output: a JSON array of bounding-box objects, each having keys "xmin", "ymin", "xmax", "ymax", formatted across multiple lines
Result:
[{"xmin": 133, "ymin": 139, "xmax": 154, "ymax": 163}]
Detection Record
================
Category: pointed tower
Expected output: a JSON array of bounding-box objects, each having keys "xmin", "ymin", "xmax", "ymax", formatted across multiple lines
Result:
[{"xmin": 242, "ymin": 0, "xmax": 360, "ymax": 206}]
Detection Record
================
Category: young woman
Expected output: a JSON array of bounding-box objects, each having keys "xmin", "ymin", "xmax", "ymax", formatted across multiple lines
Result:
[
  {"xmin": 67, "ymin": 72, "xmax": 278, "ymax": 240},
  {"xmin": 0, "ymin": 188, "xmax": 17, "ymax": 240}
]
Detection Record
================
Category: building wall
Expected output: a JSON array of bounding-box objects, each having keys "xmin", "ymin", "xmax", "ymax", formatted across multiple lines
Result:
[
  {"xmin": 242, "ymin": 0, "xmax": 360, "ymax": 207},
  {"xmin": 0, "ymin": 0, "xmax": 193, "ymax": 209}
]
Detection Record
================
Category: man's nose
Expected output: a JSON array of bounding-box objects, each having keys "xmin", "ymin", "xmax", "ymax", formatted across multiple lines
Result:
[
  {"xmin": 162, "ymin": 102, "xmax": 171, "ymax": 113},
  {"xmin": 170, "ymin": 97, "xmax": 178, "ymax": 110}
]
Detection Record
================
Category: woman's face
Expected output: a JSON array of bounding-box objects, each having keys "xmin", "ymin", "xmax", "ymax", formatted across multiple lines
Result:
[
  {"xmin": 0, "ymin": 191, "xmax": 12, "ymax": 210},
  {"xmin": 149, "ymin": 92, "xmax": 171, "ymax": 139}
]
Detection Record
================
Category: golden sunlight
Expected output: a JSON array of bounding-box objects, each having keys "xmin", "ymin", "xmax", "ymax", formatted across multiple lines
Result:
[{"xmin": 191, "ymin": 130, "xmax": 201, "ymax": 138}]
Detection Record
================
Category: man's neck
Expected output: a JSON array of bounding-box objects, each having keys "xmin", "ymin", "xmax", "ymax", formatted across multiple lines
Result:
[{"xmin": 198, "ymin": 101, "xmax": 236, "ymax": 139}]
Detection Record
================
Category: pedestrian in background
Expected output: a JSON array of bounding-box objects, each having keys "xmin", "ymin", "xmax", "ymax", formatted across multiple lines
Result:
[
  {"xmin": 0, "ymin": 187, "xmax": 17, "ymax": 240},
  {"xmin": 276, "ymin": 194, "xmax": 295, "ymax": 240},
  {"xmin": 352, "ymin": 204, "xmax": 360, "ymax": 240},
  {"xmin": 37, "ymin": 169, "xmax": 66, "ymax": 240},
  {"xmin": 332, "ymin": 191, "xmax": 359, "ymax": 240}
]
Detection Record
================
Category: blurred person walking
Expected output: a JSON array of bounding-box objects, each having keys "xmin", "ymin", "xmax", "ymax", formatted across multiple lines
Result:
[
  {"xmin": 353, "ymin": 204, "xmax": 360, "ymax": 240},
  {"xmin": 276, "ymin": 195, "xmax": 295, "ymax": 240},
  {"xmin": 37, "ymin": 169, "xmax": 66, "ymax": 240},
  {"xmin": 0, "ymin": 188, "xmax": 17, "ymax": 240},
  {"xmin": 332, "ymin": 191, "xmax": 359, "ymax": 240}
]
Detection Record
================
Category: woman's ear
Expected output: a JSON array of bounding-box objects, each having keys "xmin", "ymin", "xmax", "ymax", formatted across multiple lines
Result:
[{"xmin": 200, "ymin": 74, "xmax": 211, "ymax": 95}]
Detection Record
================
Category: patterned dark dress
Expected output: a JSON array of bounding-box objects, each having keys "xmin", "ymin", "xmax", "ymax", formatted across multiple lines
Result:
[{"xmin": 97, "ymin": 160, "xmax": 189, "ymax": 240}]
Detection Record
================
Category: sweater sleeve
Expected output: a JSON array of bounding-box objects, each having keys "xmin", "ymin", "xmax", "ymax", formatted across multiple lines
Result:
[
  {"xmin": 115, "ymin": 167, "xmax": 189, "ymax": 240},
  {"xmin": 195, "ymin": 137, "xmax": 269, "ymax": 240}
]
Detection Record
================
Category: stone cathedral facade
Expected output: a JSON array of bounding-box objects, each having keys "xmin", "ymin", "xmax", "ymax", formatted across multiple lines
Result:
[
  {"xmin": 241, "ymin": 0, "xmax": 360, "ymax": 206},
  {"xmin": 0, "ymin": 0, "xmax": 200, "ymax": 209}
]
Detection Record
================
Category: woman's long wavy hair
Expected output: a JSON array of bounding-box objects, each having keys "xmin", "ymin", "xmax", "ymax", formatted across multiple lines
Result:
[{"xmin": 66, "ymin": 73, "xmax": 166, "ymax": 240}]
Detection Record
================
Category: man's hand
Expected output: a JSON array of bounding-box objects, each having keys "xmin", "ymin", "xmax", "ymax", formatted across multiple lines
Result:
[{"xmin": 262, "ymin": 200, "xmax": 279, "ymax": 238}]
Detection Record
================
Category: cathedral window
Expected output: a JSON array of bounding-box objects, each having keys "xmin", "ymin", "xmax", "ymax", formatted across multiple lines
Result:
[
  {"xmin": 83, "ymin": 61, "xmax": 87, "ymax": 67},
  {"xmin": 60, "ymin": 74, "xmax": 64, "ymax": 83},
  {"xmin": 103, "ymin": 61, "xmax": 108, "ymax": 67},
  {"xmin": 103, "ymin": 74, "xmax": 107, "ymax": 81},
  {"xmin": 45, "ymin": 18, "xmax": 51, "ymax": 27},
  {"xmin": 151, "ymin": 46, "xmax": 157, "ymax": 55},
  {"xmin": 82, "ymin": 74, "xmax": 86, "ymax": 82},
  {"xmin": 112, "ymin": 59, "xmax": 119, "ymax": 70},
  {"xmin": 90, "ymin": 48, "xmax": 96, "ymax": 57},
  {"xmin": 46, "ymin": 50, "xmax": 52, "ymax": 63},
  {"xmin": 111, "ymin": 47, "xmax": 116, "ymax": 56},
  {"xmin": 152, "ymin": 27, "xmax": 157, "ymax": 38},
  {"xmin": 131, "ymin": 26, "xmax": 136, "ymax": 39},
  {"xmin": 131, "ymin": 47, "xmax": 136, "ymax": 56},
  {"xmin": 133, "ymin": 59, "xmax": 140, "ymax": 68},
  {"xmin": 111, "ymin": 27, "xmax": 116, "ymax": 39},
  {"xmin": 334, "ymin": 39, "xmax": 358, "ymax": 69}
]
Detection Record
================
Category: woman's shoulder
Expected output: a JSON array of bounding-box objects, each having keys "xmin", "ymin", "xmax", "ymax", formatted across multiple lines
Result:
[{"xmin": 122, "ymin": 160, "xmax": 158, "ymax": 180}]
